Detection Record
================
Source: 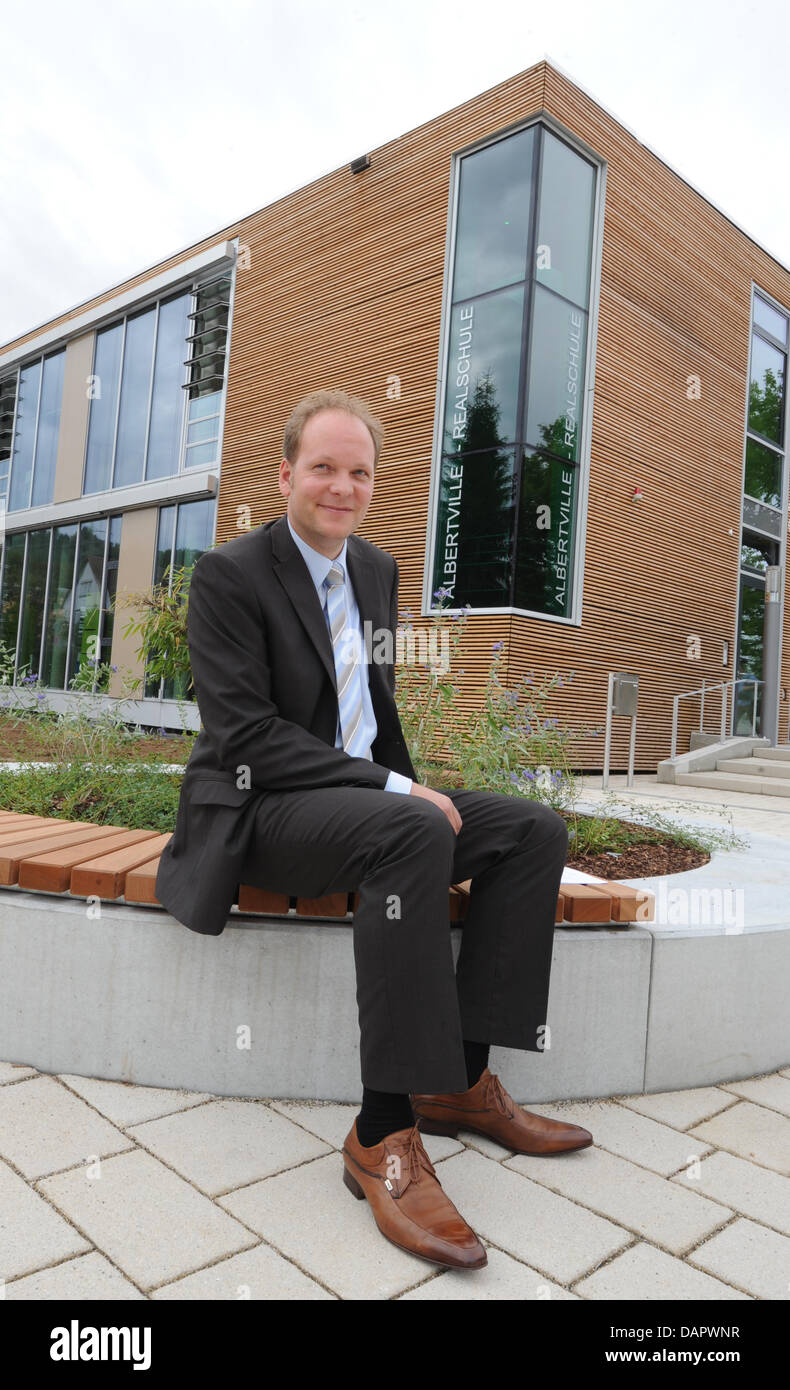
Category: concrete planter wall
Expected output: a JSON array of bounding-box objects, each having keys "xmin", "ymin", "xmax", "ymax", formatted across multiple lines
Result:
[{"xmin": 1, "ymin": 827, "xmax": 788, "ymax": 1102}]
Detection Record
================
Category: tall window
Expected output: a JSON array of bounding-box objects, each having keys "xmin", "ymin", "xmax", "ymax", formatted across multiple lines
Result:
[
  {"xmin": 0, "ymin": 515, "xmax": 121, "ymax": 691},
  {"xmin": 6, "ymin": 350, "xmax": 66, "ymax": 512},
  {"xmin": 144, "ymin": 495, "xmax": 217, "ymax": 701},
  {"xmin": 0, "ymin": 372, "xmax": 18, "ymax": 509},
  {"xmin": 183, "ymin": 272, "xmax": 232, "ymax": 469},
  {"xmin": 83, "ymin": 291, "xmax": 192, "ymax": 493},
  {"xmin": 429, "ymin": 122, "xmax": 598, "ymax": 616},
  {"xmin": 82, "ymin": 269, "xmax": 231, "ymax": 495},
  {"xmin": 734, "ymin": 289, "xmax": 788, "ymax": 734}
]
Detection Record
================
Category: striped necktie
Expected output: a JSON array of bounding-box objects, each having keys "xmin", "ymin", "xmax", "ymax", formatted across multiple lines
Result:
[{"xmin": 324, "ymin": 561, "xmax": 367, "ymax": 758}]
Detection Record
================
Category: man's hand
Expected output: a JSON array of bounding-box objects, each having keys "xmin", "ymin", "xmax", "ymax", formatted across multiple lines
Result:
[{"xmin": 409, "ymin": 782, "xmax": 462, "ymax": 834}]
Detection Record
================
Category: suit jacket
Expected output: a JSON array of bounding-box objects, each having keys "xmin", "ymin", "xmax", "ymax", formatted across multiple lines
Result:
[{"xmin": 154, "ymin": 512, "xmax": 418, "ymax": 936}]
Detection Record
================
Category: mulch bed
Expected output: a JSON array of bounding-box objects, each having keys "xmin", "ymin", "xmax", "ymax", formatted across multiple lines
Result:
[
  {"xmin": 559, "ymin": 811, "xmax": 710, "ymax": 879},
  {"xmin": 566, "ymin": 843, "xmax": 710, "ymax": 878}
]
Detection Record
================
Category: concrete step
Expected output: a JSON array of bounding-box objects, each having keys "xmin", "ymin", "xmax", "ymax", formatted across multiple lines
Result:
[
  {"xmin": 675, "ymin": 770, "xmax": 790, "ymax": 797},
  {"xmin": 760, "ymin": 746, "xmax": 790, "ymax": 762},
  {"xmin": 714, "ymin": 757, "xmax": 790, "ymax": 779}
]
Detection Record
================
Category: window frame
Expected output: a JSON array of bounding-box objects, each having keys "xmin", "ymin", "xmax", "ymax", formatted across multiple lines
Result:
[
  {"xmin": 734, "ymin": 283, "xmax": 790, "ymax": 723},
  {"xmin": 422, "ymin": 112, "xmax": 607, "ymax": 624}
]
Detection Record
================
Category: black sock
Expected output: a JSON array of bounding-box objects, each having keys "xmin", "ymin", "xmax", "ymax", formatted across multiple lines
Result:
[
  {"xmin": 463, "ymin": 1039, "xmax": 490, "ymax": 1088},
  {"xmin": 356, "ymin": 1087, "xmax": 415, "ymax": 1148}
]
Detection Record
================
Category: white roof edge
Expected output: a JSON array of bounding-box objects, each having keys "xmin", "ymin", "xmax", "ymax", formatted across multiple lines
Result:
[{"xmin": 0, "ymin": 239, "xmax": 237, "ymax": 370}]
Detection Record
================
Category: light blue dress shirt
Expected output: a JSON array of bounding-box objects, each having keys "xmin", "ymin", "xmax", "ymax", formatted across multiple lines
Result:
[{"xmin": 286, "ymin": 516, "xmax": 413, "ymax": 794}]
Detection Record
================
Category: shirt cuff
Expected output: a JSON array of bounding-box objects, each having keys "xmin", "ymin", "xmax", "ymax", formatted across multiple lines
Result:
[{"xmin": 384, "ymin": 770, "xmax": 413, "ymax": 794}]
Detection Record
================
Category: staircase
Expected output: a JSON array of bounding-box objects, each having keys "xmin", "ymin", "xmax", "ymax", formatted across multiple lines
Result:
[
  {"xmin": 656, "ymin": 733, "xmax": 790, "ymax": 796},
  {"xmin": 673, "ymin": 745, "xmax": 790, "ymax": 797}
]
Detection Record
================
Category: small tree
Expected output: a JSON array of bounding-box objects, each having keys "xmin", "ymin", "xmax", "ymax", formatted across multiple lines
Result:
[{"xmin": 114, "ymin": 562, "xmax": 196, "ymax": 697}]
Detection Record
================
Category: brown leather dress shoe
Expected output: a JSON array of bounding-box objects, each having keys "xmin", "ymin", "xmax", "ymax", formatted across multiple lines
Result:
[
  {"xmin": 342, "ymin": 1118, "xmax": 487, "ymax": 1270},
  {"xmin": 410, "ymin": 1068, "xmax": 593, "ymax": 1155}
]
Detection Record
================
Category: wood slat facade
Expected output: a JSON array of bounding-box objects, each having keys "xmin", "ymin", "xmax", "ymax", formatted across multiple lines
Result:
[{"xmin": 3, "ymin": 60, "xmax": 789, "ymax": 769}]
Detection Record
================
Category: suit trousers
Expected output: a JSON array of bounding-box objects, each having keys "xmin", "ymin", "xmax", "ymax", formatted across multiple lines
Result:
[{"xmin": 236, "ymin": 785, "xmax": 569, "ymax": 1094}]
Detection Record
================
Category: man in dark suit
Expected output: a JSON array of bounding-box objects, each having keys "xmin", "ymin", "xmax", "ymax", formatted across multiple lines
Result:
[{"xmin": 155, "ymin": 388, "xmax": 592, "ymax": 1272}]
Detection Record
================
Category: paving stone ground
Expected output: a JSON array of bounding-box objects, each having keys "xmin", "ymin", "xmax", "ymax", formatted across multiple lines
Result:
[
  {"xmin": 2, "ymin": 1057, "xmax": 789, "ymax": 1301},
  {"xmin": 2, "ymin": 776, "xmax": 787, "ymax": 1301}
]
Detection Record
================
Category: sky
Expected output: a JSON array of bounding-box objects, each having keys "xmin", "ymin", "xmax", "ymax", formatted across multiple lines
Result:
[{"xmin": 1, "ymin": 0, "xmax": 788, "ymax": 349}]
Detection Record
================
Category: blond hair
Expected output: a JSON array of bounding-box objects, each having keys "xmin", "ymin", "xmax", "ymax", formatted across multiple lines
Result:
[{"xmin": 283, "ymin": 389, "xmax": 384, "ymax": 469}]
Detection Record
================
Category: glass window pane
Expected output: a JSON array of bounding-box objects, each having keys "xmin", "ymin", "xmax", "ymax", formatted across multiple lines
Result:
[
  {"xmin": 67, "ymin": 518, "xmax": 107, "ymax": 688},
  {"xmin": 451, "ymin": 127, "xmax": 535, "ymax": 303},
  {"xmin": 8, "ymin": 360, "xmax": 42, "ymax": 511},
  {"xmin": 0, "ymin": 532, "xmax": 28, "ymax": 676},
  {"xmin": 744, "ymin": 437, "xmax": 782, "ymax": 507},
  {"xmin": 536, "ymin": 130, "xmax": 596, "ymax": 310},
  {"xmin": 187, "ymin": 416, "xmax": 219, "ymax": 445},
  {"xmin": 16, "ymin": 528, "xmax": 50, "ymax": 682},
  {"xmin": 161, "ymin": 498, "xmax": 216, "ymax": 699},
  {"xmin": 99, "ymin": 515, "xmax": 122, "ymax": 672},
  {"xmin": 173, "ymin": 496, "xmax": 216, "ymax": 575},
  {"xmin": 0, "ymin": 375, "xmax": 18, "ymax": 492},
  {"xmin": 753, "ymin": 294, "xmax": 788, "ymax": 345},
  {"xmin": 188, "ymin": 389, "xmax": 222, "ymax": 420},
  {"xmin": 30, "ymin": 351, "xmax": 65, "ymax": 508},
  {"xmin": 194, "ymin": 275, "xmax": 231, "ymax": 311},
  {"xmin": 442, "ymin": 285, "xmax": 524, "ymax": 453},
  {"xmin": 515, "ymin": 449, "xmax": 578, "ymax": 617},
  {"xmin": 430, "ymin": 446, "xmax": 517, "ymax": 608},
  {"xmin": 524, "ymin": 284, "xmax": 587, "ymax": 462},
  {"xmin": 734, "ymin": 579, "xmax": 765, "ymax": 734},
  {"xmin": 144, "ymin": 505, "xmax": 177, "ymax": 698},
  {"xmin": 749, "ymin": 331, "xmax": 785, "ymax": 445},
  {"xmin": 40, "ymin": 525, "xmax": 77, "ymax": 688},
  {"xmin": 84, "ymin": 324, "xmax": 123, "ymax": 494},
  {"xmin": 146, "ymin": 292, "xmax": 190, "ymax": 481},
  {"xmin": 114, "ymin": 309, "xmax": 156, "ymax": 489},
  {"xmin": 184, "ymin": 441, "xmax": 218, "ymax": 467},
  {"xmin": 740, "ymin": 532, "xmax": 778, "ymax": 574}
]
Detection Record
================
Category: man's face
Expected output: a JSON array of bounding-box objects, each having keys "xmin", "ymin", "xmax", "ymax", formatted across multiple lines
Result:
[{"xmin": 279, "ymin": 408, "xmax": 375, "ymax": 557}]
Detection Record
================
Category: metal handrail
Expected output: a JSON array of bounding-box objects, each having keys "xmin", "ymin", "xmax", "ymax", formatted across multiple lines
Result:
[{"xmin": 670, "ymin": 677, "xmax": 763, "ymax": 758}]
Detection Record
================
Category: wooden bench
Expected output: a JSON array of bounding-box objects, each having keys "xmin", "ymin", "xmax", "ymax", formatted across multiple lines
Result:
[{"xmin": 0, "ymin": 809, "xmax": 655, "ymax": 925}]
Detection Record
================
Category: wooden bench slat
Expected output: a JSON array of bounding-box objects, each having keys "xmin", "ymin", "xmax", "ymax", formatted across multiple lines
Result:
[
  {"xmin": 123, "ymin": 855, "xmax": 171, "ymax": 905},
  {"xmin": 236, "ymin": 884, "xmax": 292, "ymax": 914},
  {"xmin": 557, "ymin": 884, "xmax": 615, "ymax": 923},
  {"xmin": 587, "ymin": 882, "xmax": 655, "ymax": 923},
  {"xmin": 70, "ymin": 833, "xmax": 172, "ymax": 899},
  {"xmin": 16, "ymin": 828, "xmax": 157, "ymax": 892},
  {"xmin": 295, "ymin": 891, "xmax": 350, "ymax": 917},
  {"xmin": 3, "ymin": 826, "xmax": 132, "ymax": 886},
  {"xmin": 0, "ymin": 811, "xmax": 87, "ymax": 845}
]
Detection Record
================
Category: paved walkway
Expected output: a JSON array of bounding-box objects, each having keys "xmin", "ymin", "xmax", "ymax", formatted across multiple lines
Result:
[
  {"xmin": 2, "ymin": 1057, "xmax": 789, "ymax": 1300},
  {"xmin": 3, "ymin": 773, "xmax": 788, "ymax": 1302},
  {"xmin": 573, "ymin": 771, "xmax": 790, "ymax": 839}
]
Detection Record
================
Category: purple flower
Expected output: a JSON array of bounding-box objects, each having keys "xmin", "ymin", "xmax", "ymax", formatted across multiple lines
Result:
[{"xmin": 492, "ymin": 640, "xmax": 504, "ymax": 651}]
